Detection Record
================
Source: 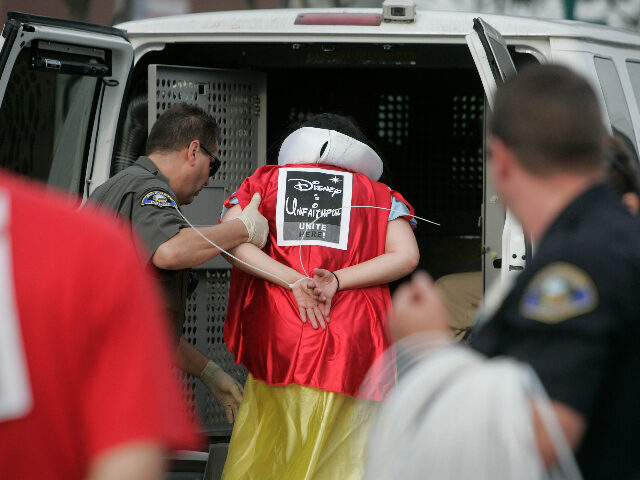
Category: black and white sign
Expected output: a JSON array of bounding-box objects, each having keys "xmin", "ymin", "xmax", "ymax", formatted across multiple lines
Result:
[{"xmin": 276, "ymin": 168, "xmax": 353, "ymax": 250}]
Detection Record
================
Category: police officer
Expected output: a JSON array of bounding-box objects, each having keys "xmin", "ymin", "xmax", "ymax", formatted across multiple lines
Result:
[
  {"xmin": 389, "ymin": 65, "xmax": 640, "ymax": 479},
  {"xmin": 90, "ymin": 103, "xmax": 268, "ymax": 423}
]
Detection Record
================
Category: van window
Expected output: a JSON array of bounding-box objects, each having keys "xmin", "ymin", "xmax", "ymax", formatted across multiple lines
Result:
[
  {"xmin": 594, "ymin": 56, "xmax": 638, "ymax": 152},
  {"xmin": 625, "ymin": 60, "xmax": 640, "ymax": 121},
  {"xmin": 0, "ymin": 46, "xmax": 101, "ymax": 193}
]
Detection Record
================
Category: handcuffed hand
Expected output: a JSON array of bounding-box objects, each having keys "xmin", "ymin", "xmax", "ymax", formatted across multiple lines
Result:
[
  {"xmin": 199, "ymin": 360, "xmax": 244, "ymax": 423},
  {"xmin": 389, "ymin": 271, "xmax": 451, "ymax": 342},
  {"xmin": 310, "ymin": 268, "xmax": 339, "ymax": 320},
  {"xmin": 292, "ymin": 277, "xmax": 327, "ymax": 330},
  {"xmin": 237, "ymin": 193, "xmax": 269, "ymax": 249}
]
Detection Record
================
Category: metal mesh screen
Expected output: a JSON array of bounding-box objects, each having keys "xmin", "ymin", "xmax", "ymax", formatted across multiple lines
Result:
[
  {"xmin": 377, "ymin": 93, "xmax": 410, "ymax": 147},
  {"xmin": 148, "ymin": 65, "xmax": 266, "ymax": 195},
  {"xmin": 451, "ymin": 94, "xmax": 484, "ymax": 192},
  {"xmin": 148, "ymin": 65, "xmax": 266, "ymax": 433},
  {"xmin": 181, "ymin": 270, "xmax": 248, "ymax": 429}
]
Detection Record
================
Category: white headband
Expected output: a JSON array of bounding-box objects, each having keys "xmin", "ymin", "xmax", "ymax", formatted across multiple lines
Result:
[{"xmin": 278, "ymin": 127, "xmax": 383, "ymax": 181}]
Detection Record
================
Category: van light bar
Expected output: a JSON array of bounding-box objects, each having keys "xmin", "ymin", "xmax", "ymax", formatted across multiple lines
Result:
[{"xmin": 295, "ymin": 13, "xmax": 382, "ymax": 26}]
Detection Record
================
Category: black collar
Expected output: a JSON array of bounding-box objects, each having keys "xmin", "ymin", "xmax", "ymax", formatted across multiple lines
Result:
[{"xmin": 537, "ymin": 182, "xmax": 616, "ymax": 249}]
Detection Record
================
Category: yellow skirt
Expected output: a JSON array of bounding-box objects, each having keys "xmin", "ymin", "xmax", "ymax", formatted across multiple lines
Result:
[{"xmin": 222, "ymin": 375, "xmax": 372, "ymax": 480}]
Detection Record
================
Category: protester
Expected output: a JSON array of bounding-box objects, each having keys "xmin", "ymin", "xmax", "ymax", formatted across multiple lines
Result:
[
  {"xmin": 378, "ymin": 64, "xmax": 640, "ymax": 480},
  {"xmin": 89, "ymin": 103, "xmax": 269, "ymax": 422},
  {"xmin": 219, "ymin": 113, "xmax": 419, "ymax": 479},
  {"xmin": 0, "ymin": 172, "xmax": 200, "ymax": 480}
]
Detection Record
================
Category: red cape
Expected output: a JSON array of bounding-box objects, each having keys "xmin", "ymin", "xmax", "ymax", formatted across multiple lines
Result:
[{"xmin": 224, "ymin": 164, "xmax": 414, "ymax": 399}]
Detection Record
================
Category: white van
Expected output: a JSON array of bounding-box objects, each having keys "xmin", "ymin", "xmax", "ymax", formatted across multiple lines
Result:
[{"xmin": 1, "ymin": 4, "xmax": 639, "ymax": 436}]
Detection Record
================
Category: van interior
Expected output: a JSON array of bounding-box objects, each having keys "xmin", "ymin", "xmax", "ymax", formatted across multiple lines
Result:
[
  {"xmin": 120, "ymin": 42, "xmax": 536, "ymax": 277},
  {"xmin": 125, "ymin": 43, "xmax": 489, "ymax": 276},
  {"xmin": 0, "ymin": 38, "xmax": 536, "ymax": 436}
]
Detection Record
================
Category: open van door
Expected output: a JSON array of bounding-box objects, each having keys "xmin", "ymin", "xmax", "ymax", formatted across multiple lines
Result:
[
  {"xmin": 0, "ymin": 12, "xmax": 133, "ymax": 197},
  {"xmin": 466, "ymin": 18, "xmax": 526, "ymax": 291}
]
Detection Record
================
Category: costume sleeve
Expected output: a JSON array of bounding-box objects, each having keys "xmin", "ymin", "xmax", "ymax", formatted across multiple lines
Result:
[
  {"xmin": 390, "ymin": 189, "xmax": 417, "ymax": 229},
  {"xmin": 222, "ymin": 166, "xmax": 273, "ymax": 216},
  {"xmin": 495, "ymin": 255, "xmax": 617, "ymax": 419},
  {"xmin": 79, "ymin": 222, "xmax": 201, "ymax": 459},
  {"xmin": 220, "ymin": 192, "xmax": 239, "ymax": 220},
  {"xmin": 389, "ymin": 195, "xmax": 417, "ymax": 227},
  {"xmin": 131, "ymin": 188, "xmax": 188, "ymax": 263}
]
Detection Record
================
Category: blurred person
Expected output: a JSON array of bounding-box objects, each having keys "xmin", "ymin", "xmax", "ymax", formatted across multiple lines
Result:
[
  {"xmin": 219, "ymin": 113, "xmax": 419, "ymax": 479},
  {"xmin": 89, "ymin": 103, "xmax": 269, "ymax": 423},
  {"xmin": 363, "ymin": 310, "xmax": 580, "ymax": 480},
  {"xmin": 433, "ymin": 132, "xmax": 640, "ymax": 342},
  {"xmin": 381, "ymin": 64, "xmax": 640, "ymax": 480},
  {"xmin": 0, "ymin": 172, "xmax": 200, "ymax": 480},
  {"xmin": 434, "ymin": 271, "xmax": 482, "ymax": 339},
  {"xmin": 605, "ymin": 133, "xmax": 640, "ymax": 214}
]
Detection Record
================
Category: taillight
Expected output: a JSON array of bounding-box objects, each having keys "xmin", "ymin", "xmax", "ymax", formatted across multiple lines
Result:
[{"xmin": 294, "ymin": 13, "xmax": 382, "ymax": 26}]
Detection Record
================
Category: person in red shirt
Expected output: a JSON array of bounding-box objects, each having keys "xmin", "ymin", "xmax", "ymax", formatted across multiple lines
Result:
[
  {"xmin": 220, "ymin": 114, "xmax": 420, "ymax": 479},
  {"xmin": 0, "ymin": 172, "xmax": 200, "ymax": 480}
]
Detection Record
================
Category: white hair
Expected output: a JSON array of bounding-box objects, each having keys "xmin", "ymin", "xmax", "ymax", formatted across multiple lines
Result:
[{"xmin": 358, "ymin": 334, "xmax": 582, "ymax": 480}]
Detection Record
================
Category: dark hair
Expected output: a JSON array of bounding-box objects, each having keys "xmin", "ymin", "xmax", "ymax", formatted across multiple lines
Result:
[
  {"xmin": 605, "ymin": 133, "xmax": 640, "ymax": 196},
  {"xmin": 145, "ymin": 103, "xmax": 221, "ymax": 155},
  {"xmin": 300, "ymin": 113, "xmax": 371, "ymax": 145},
  {"xmin": 490, "ymin": 64, "xmax": 605, "ymax": 174},
  {"xmin": 269, "ymin": 112, "xmax": 393, "ymax": 185}
]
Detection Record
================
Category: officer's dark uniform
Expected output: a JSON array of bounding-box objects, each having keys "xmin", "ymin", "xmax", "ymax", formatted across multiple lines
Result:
[
  {"xmin": 471, "ymin": 184, "xmax": 640, "ymax": 479},
  {"xmin": 89, "ymin": 156, "xmax": 190, "ymax": 340}
]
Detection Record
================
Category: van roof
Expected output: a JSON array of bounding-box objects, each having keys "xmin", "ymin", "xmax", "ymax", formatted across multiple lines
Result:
[{"xmin": 116, "ymin": 8, "xmax": 640, "ymax": 46}]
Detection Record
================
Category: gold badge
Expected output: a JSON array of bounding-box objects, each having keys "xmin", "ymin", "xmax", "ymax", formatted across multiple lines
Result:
[{"xmin": 519, "ymin": 262, "xmax": 598, "ymax": 323}]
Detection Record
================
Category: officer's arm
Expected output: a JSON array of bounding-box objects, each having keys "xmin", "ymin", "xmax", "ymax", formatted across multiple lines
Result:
[
  {"xmin": 221, "ymin": 205, "xmax": 304, "ymax": 288},
  {"xmin": 534, "ymin": 400, "xmax": 586, "ymax": 466},
  {"xmin": 176, "ymin": 336, "xmax": 209, "ymax": 376},
  {"xmin": 152, "ymin": 219, "xmax": 249, "ymax": 270},
  {"xmin": 152, "ymin": 193, "xmax": 267, "ymax": 270}
]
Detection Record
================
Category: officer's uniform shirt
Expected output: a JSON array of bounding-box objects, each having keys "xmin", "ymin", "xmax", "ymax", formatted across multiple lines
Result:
[
  {"xmin": 471, "ymin": 184, "xmax": 640, "ymax": 480},
  {"xmin": 89, "ymin": 156, "xmax": 190, "ymax": 339}
]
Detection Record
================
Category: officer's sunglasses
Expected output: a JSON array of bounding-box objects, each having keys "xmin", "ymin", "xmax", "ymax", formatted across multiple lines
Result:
[{"xmin": 200, "ymin": 143, "xmax": 221, "ymax": 177}]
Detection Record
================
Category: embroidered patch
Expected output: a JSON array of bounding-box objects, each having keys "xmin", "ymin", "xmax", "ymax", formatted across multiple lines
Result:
[
  {"xmin": 520, "ymin": 262, "xmax": 598, "ymax": 323},
  {"xmin": 141, "ymin": 190, "xmax": 177, "ymax": 208}
]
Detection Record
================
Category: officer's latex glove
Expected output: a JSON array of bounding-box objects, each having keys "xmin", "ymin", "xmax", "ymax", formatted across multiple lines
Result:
[
  {"xmin": 237, "ymin": 193, "xmax": 269, "ymax": 249},
  {"xmin": 199, "ymin": 360, "xmax": 244, "ymax": 423}
]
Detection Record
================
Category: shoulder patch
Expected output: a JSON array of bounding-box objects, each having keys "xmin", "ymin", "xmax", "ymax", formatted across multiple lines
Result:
[
  {"xmin": 520, "ymin": 262, "xmax": 598, "ymax": 324},
  {"xmin": 141, "ymin": 190, "xmax": 177, "ymax": 208}
]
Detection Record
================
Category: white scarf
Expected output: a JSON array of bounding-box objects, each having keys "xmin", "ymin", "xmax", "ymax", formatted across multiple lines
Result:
[
  {"xmin": 360, "ymin": 335, "xmax": 582, "ymax": 480},
  {"xmin": 278, "ymin": 127, "xmax": 383, "ymax": 182}
]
